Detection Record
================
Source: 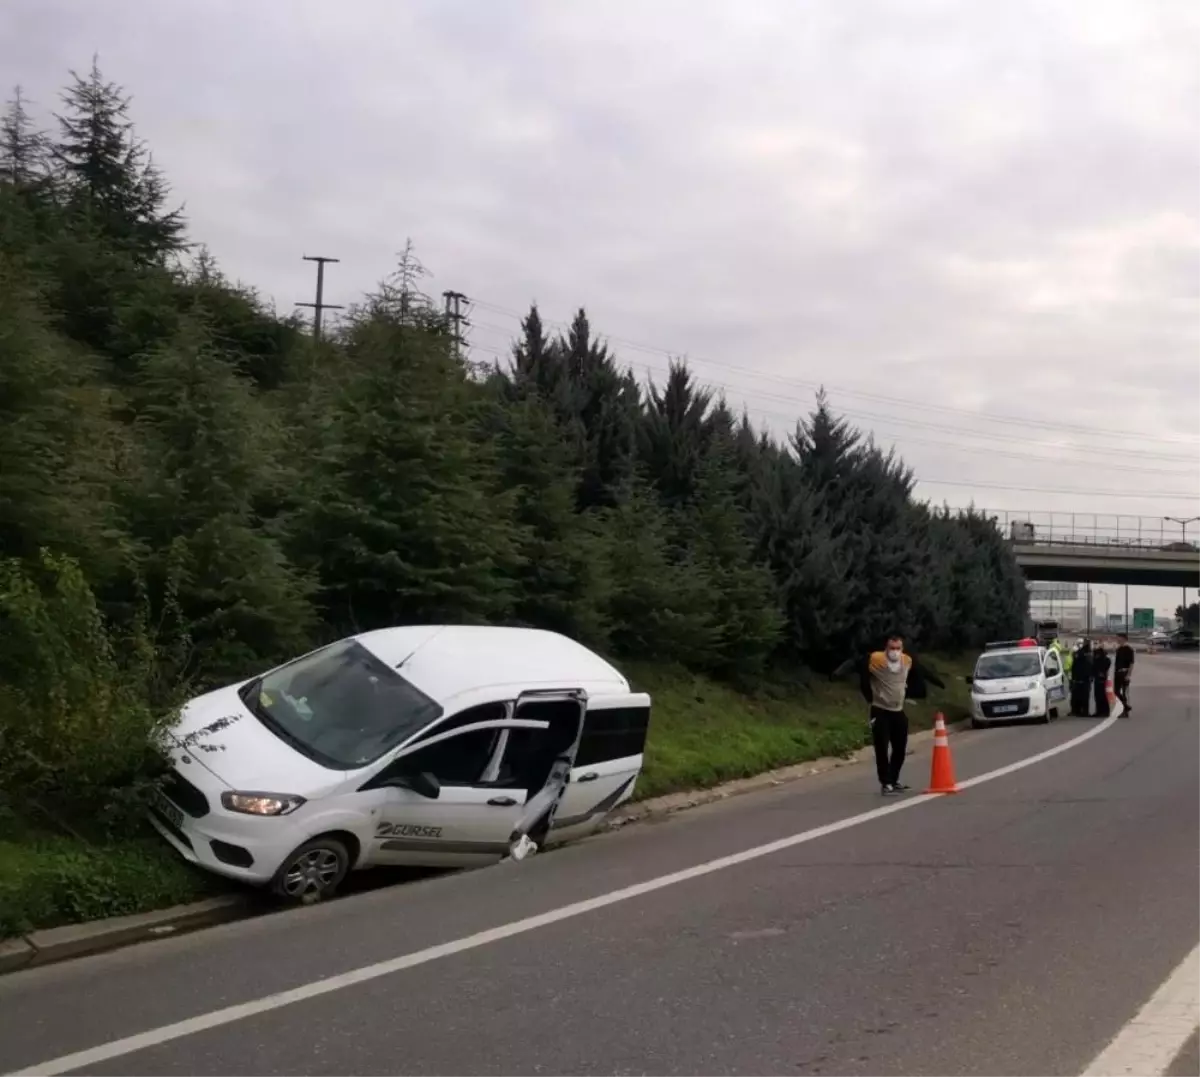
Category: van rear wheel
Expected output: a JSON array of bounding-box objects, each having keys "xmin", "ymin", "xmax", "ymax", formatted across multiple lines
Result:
[{"xmin": 270, "ymin": 836, "xmax": 350, "ymax": 905}]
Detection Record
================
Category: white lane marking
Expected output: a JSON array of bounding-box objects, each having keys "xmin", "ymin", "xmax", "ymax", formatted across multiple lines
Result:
[
  {"xmin": 9, "ymin": 714, "xmax": 1120, "ymax": 1077},
  {"xmin": 1082, "ymin": 943, "xmax": 1200, "ymax": 1077}
]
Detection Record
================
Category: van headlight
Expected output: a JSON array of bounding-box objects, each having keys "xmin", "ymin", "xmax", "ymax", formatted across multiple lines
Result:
[{"xmin": 220, "ymin": 791, "xmax": 306, "ymax": 816}]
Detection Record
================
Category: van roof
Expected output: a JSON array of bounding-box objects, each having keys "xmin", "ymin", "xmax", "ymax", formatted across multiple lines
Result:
[{"xmin": 351, "ymin": 625, "xmax": 631, "ymax": 705}]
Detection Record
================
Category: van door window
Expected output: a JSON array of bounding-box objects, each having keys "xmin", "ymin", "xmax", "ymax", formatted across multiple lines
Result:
[
  {"xmin": 575, "ymin": 705, "xmax": 651, "ymax": 766},
  {"xmin": 1045, "ymin": 654, "xmax": 1060, "ymax": 677},
  {"xmin": 370, "ymin": 727, "xmax": 501, "ymax": 788}
]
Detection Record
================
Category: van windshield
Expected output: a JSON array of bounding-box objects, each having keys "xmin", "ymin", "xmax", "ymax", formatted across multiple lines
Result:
[
  {"xmin": 239, "ymin": 639, "xmax": 443, "ymax": 770},
  {"xmin": 974, "ymin": 652, "xmax": 1043, "ymax": 680}
]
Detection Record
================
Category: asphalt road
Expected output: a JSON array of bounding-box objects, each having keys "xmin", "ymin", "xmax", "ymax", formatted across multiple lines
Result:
[{"xmin": 1, "ymin": 655, "xmax": 1196, "ymax": 1076}]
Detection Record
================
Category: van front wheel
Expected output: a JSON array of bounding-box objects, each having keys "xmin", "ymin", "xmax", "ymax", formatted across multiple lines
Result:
[{"xmin": 270, "ymin": 837, "xmax": 350, "ymax": 905}]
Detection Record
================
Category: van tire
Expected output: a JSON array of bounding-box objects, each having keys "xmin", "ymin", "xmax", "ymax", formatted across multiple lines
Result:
[{"xmin": 270, "ymin": 836, "xmax": 351, "ymax": 905}]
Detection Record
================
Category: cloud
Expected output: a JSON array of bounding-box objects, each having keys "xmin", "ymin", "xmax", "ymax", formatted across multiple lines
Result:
[{"xmin": 4, "ymin": 0, "xmax": 1198, "ymax": 539}]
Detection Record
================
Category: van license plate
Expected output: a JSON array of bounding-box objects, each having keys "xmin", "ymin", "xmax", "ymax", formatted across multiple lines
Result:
[
  {"xmin": 154, "ymin": 791, "xmax": 185, "ymax": 830},
  {"xmin": 994, "ymin": 704, "xmax": 1019, "ymax": 714}
]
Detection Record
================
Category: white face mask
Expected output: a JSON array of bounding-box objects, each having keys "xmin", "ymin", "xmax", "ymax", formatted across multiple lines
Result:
[{"xmin": 886, "ymin": 648, "xmax": 902, "ymax": 665}]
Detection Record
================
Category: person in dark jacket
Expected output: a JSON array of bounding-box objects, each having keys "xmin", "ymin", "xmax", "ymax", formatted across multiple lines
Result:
[
  {"xmin": 1113, "ymin": 633, "xmax": 1135, "ymax": 716},
  {"xmin": 857, "ymin": 633, "xmax": 945, "ymax": 796},
  {"xmin": 1070, "ymin": 640, "xmax": 1093, "ymax": 716},
  {"xmin": 1092, "ymin": 644, "xmax": 1111, "ymax": 718}
]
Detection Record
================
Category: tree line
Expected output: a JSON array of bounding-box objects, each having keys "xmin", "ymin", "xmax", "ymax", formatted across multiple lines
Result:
[{"xmin": 0, "ymin": 63, "xmax": 1027, "ymax": 822}]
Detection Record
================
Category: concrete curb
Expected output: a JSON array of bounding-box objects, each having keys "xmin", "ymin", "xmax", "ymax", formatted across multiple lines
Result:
[
  {"xmin": 1, "ymin": 895, "xmax": 249, "ymax": 975},
  {"xmin": 603, "ymin": 715, "xmax": 971, "ymax": 830},
  {"xmin": 0, "ymin": 714, "xmax": 968, "ymax": 976}
]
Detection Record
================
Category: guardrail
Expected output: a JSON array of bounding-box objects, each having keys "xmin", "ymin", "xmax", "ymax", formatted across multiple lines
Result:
[{"xmin": 976, "ymin": 510, "xmax": 1200, "ymax": 551}]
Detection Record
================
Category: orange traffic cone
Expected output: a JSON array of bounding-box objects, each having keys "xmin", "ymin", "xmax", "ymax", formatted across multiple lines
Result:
[{"xmin": 925, "ymin": 712, "xmax": 959, "ymax": 794}]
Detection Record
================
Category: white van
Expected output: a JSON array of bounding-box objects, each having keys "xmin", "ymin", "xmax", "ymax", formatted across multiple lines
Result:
[
  {"xmin": 147, "ymin": 626, "xmax": 651, "ymax": 903},
  {"xmin": 967, "ymin": 638, "xmax": 1067, "ymax": 728}
]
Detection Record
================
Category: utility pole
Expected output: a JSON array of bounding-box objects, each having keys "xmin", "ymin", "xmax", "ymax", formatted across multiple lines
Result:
[
  {"xmin": 1165, "ymin": 516, "xmax": 1200, "ymax": 626},
  {"xmin": 296, "ymin": 255, "xmax": 345, "ymax": 341},
  {"xmin": 442, "ymin": 290, "xmax": 470, "ymax": 362}
]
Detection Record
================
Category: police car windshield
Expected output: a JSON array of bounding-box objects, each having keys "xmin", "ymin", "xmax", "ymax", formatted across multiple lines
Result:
[
  {"xmin": 240, "ymin": 639, "xmax": 443, "ymax": 770},
  {"xmin": 975, "ymin": 652, "xmax": 1043, "ymax": 680}
]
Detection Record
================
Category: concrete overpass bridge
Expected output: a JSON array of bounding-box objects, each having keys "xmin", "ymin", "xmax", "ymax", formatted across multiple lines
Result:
[{"xmin": 981, "ymin": 511, "xmax": 1200, "ymax": 589}]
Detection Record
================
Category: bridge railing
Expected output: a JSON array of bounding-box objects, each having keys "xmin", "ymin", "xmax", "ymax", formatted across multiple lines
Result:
[{"xmin": 978, "ymin": 510, "xmax": 1200, "ymax": 552}]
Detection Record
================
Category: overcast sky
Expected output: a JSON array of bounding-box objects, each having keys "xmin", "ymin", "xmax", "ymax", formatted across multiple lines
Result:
[{"xmin": 6, "ymin": 0, "xmax": 1199, "ymax": 613}]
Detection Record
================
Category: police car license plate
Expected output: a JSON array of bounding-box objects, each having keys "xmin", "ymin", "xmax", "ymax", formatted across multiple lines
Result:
[
  {"xmin": 153, "ymin": 790, "xmax": 185, "ymax": 831},
  {"xmin": 994, "ymin": 704, "xmax": 1019, "ymax": 714}
]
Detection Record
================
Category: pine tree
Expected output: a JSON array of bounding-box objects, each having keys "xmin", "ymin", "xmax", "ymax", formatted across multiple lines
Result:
[
  {"xmin": 640, "ymin": 361, "xmax": 716, "ymax": 509},
  {"xmin": 125, "ymin": 320, "xmax": 313, "ymax": 681},
  {"xmin": 293, "ymin": 314, "xmax": 520, "ymax": 631},
  {"xmin": 53, "ymin": 58, "xmax": 185, "ymax": 263},
  {"xmin": 489, "ymin": 391, "xmax": 610, "ymax": 646},
  {"xmin": 556, "ymin": 309, "xmax": 641, "ymax": 510},
  {"xmin": 1, "ymin": 87, "xmax": 50, "ymax": 189}
]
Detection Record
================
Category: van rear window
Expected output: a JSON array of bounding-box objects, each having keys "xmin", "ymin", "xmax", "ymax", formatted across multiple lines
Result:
[{"xmin": 576, "ymin": 705, "xmax": 650, "ymax": 766}]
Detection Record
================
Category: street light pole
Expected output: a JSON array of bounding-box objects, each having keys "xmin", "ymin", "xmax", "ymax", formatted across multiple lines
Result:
[{"xmin": 1165, "ymin": 516, "xmax": 1200, "ymax": 627}]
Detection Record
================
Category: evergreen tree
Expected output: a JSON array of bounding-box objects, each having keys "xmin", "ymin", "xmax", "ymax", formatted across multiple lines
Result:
[
  {"xmin": 640, "ymin": 361, "xmax": 716, "ymax": 509},
  {"xmin": 556, "ymin": 308, "xmax": 641, "ymax": 510},
  {"xmin": 1, "ymin": 87, "xmax": 50, "ymax": 189},
  {"xmin": 125, "ymin": 320, "xmax": 313, "ymax": 681},
  {"xmin": 53, "ymin": 58, "xmax": 185, "ymax": 263},
  {"xmin": 489, "ymin": 391, "xmax": 610, "ymax": 646},
  {"xmin": 293, "ymin": 313, "xmax": 520, "ymax": 631},
  {"xmin": 599, "ymin": 476, "xmax": 717, "ymax": 664}
]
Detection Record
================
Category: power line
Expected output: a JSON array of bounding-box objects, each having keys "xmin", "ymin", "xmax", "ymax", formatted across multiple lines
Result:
[
  {"xmin": 912, "ymin": 478, "xmax": 1199, "ymax": 501},
  {"xmin": 466, "ymin": 335, "xmax": 1200, "ymax": 504},
  {"xmin": 468, "ymin": 321, "xmax": 1199, "ymax": 470},
  {"xmin": 469, "ymin": 297, "xmax": 1200, "ymax": 449}
]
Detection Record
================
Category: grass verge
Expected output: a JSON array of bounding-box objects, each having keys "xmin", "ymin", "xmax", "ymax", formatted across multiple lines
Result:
[
  {"xmin": 628, "ymin": 653, "xmax": 974, "ymax": 799},
  {"xmin": 0, "ymin": 814, "xmax": 224, "ymax": 941},
  {"xmin": 0, "ymin": 654, "xmax": 973, "ymax": 940}
]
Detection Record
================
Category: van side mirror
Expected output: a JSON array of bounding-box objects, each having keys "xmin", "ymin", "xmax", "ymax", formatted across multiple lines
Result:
[
  {"xmin": 390, "ymin": 771, "xmax": 441, "ymax": 799},
  {"xmin": 964, "ymin": 675, "xmax": 973, "ymax": 686}
]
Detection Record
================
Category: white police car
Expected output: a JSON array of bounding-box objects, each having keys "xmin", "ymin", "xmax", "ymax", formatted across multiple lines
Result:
[
  {"xmin": 147, "ymin": 625, "xmax": 651, "ymax": 904},
  {"xmin": 967, "ymin": 638, "xmax": 1067, "ymax": 729}
]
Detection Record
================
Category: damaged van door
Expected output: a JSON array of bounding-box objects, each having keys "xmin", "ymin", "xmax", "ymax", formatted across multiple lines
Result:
[{"xmin": 360, "ymin": 691, "xmax": 587, "ymax": 869}]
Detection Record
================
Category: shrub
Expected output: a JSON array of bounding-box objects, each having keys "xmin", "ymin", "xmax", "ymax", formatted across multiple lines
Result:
[{"xmin": 0, "ymin": 549, "xmax": 177, "ymax": 832}]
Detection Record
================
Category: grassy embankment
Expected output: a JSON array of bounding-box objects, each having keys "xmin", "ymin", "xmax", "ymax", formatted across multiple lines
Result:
[{"xmin": 0, "ymin": 655, "xmax": 973, "ymax": 939}]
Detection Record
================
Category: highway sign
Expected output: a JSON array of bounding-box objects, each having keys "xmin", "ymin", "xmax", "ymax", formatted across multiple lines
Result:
[
  {"xmin": 1027, "ymin": 582, "xmax": 1080, "ymax": 601},
  {"xmin": 1133, "ymin": 608, "xmax": 1155, "ymax": 631}
]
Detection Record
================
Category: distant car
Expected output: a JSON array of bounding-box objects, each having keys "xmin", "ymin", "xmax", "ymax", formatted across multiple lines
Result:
[
  {"xmin": 1169, "ymin": 631, "xmax": 1199, "ymax": 650},
  {"xmin": 148, "ymin": 626, "xmax": 651, "ymax": 904},
  {"xmin": 967, "ymin": 639, "xmax": 1067, "ymax": 729}
]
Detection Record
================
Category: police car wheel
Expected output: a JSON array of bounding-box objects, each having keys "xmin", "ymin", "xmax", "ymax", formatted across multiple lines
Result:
[
  {"xmin": 971, "ymin": 717, "xmax": 984, "ymax": 730},
  {"xmin": 270, "ymin": 836, "xmax": 350, "ymax": 905}
]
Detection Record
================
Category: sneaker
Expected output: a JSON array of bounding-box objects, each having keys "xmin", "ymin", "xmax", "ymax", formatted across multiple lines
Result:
[
  {"xmin": 891, "ymin": 782, "xmax": 910, "ymax": 792},
  {"xmin": 881, "ymin": 784, "xmax": 898, "ymax": 796}
]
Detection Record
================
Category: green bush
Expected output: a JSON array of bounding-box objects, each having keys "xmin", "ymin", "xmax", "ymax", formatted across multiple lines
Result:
[
  {"xmin": 0, "ymin": 832, "xmax": 217, "ymax": 939},
  {"xmin": 0, "ymin": 549, "xmax": 176, "ymax": 831}
]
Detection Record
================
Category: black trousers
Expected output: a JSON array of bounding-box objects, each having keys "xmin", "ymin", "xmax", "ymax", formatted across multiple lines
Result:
[
  {"xmin": 1114, "ymin": 671, "xmax": 1131, "ymax": 713},
  {"xmin": 1093, "ymin": 677, "xmax": 1110, "ymax": 718},
  {"xmin": 1070, "ymin": 680, "xmax": 1091, "ymax": 716},
  {"xmin": 870, "ymin": 706, "xmax": 908, "ymax": 785}
]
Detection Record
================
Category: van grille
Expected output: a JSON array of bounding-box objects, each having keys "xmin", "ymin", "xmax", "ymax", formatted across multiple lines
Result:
[{"xmin": 162, "ymin": 767, "xmax": 210, "ymax": 818}]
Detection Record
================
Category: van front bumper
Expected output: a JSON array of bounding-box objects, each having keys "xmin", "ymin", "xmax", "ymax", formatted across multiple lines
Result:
[
  {"xmin": 147, "ymin": 795, "xmax": 303, "ymax": 886},
  {"xmin": 972, "ymin": 693, "xmax": 1046, "ymax": 721}
]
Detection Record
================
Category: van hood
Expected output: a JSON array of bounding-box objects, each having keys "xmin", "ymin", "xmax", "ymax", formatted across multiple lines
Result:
[{"xmin": 165, "ymin": 683, "xmax": 346, "ymax": 796}]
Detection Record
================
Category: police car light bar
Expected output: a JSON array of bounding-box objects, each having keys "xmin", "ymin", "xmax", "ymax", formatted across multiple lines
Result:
[{"xmin": 983, "ymin": 638, "xmax": 1040, "ymax": 650}]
